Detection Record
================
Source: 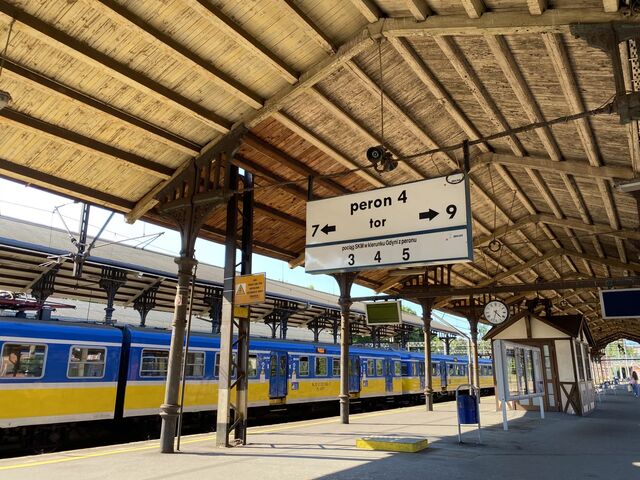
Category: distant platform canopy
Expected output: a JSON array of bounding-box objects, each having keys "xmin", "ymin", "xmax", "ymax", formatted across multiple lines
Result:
[
  {"xmin": 0, "ymin": 1, "xmax": 639, "ymax": 348},
  {"xmin": 0, "ymin": 217, "xmax": 458, "ymax": 339}
]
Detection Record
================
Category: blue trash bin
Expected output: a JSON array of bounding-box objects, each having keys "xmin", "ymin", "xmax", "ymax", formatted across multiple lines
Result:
[{"xmin": 457, "ymin": 394, "xmax": 478, "ymax": 424}]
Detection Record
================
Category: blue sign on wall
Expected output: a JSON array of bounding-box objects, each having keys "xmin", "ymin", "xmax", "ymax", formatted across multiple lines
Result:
[{"xmin": 600, "ymin": 288, "xmax": 640, "ymax": 319}]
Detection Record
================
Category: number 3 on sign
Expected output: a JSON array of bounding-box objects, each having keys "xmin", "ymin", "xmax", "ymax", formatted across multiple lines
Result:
[{"xmin": 348, "ymin": 253, "xmax": 354, "ymax": 265}]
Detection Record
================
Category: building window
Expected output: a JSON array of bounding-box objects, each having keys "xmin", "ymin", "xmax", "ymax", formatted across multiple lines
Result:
[
  {"xmin": 68, "ymin": 346, "xmax": 106, "ymax": 378},
  {"xmin": 299, "ymin": 356, "xmax": 309, "ymax": 376},
  {"xmin": 584, "ymin": 347, "xmax": 592, "ymax": 381},
  {"xmin": 332, "ymin": 357, "xmax": 340, "ymax": 377},
  {"xmin": 185, "ymin": 351, "xmax": 205, "ymax": 378},
  {"xmin": 576, "ymin": 342, "xmax": 585, "ymax": 381},
  {"xmin": 140, "ymin": 349, "xmax": 169, "ymax": 377},
  {"xmin": 1, "ymin": 343, "xmax": 46, "ymax": 378},
  {"xmin": 315, "ymin": 357, "xmax": 328, "ymax": 377}
]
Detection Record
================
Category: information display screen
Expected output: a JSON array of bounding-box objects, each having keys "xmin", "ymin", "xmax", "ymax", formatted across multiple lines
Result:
[{"xmin": 365, "ymin": 301, "xmax": 402, "ymax": 326}]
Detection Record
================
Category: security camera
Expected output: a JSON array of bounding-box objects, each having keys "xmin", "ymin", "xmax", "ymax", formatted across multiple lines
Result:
[
  {"xmin": 0, "ymin": 90, "xmax": 11, "ymax": 110},
  {"xmin": 366, "ymin": 145, "xmax": 397, "ymax": 173}
]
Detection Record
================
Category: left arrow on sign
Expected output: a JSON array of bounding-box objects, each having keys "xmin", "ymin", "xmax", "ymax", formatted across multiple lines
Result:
[
  {"xmin": 321, "ymin": 224, "xmax": 336, "ymax": 235},
  {"xmin": 419, "ymin": 209, "xmax": 439, "ymax": 221}
]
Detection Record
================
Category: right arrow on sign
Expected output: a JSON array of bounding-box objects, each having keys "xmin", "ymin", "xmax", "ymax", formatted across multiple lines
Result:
[{"xmin": 419, "ymin": 209, "xmax": 439, "ymax": 221}]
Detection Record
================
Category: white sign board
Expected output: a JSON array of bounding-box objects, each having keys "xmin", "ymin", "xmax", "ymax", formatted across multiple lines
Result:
[{"xmin": 305, "ymin": 174, "xmax": 472, "ymax": 274}]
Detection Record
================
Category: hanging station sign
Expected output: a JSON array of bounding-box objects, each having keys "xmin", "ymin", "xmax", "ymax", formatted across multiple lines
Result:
[{"xmin": 305, "ymin": 174, "xmax": 473, "ymax": 274}]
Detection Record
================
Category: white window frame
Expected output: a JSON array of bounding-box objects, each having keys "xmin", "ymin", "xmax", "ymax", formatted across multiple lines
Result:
[
  {"xmin": 140, "ymin": 348, "xmax": 170, "ymax": 378},
  {"xmin": 0, "ymin": 341, "xmax": 48, "ymax": 380},
  {"xmin": 66, "ymin": 345, "xmax": 107, "ymax": 380}
]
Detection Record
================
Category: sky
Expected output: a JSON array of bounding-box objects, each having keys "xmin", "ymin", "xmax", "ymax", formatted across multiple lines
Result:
[{"xmin": 0, "ymin": 178, "xmax": 472, "ymax": 333}]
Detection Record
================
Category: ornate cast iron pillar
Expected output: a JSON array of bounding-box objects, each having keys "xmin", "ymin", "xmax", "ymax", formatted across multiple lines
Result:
[
  {"xmin": 332, "ymin": 272, "xmax": 357, "ymax": 425},
  {"xmin": 133, "ymin": 284, "xmax": 158, "ymax": 327},
  {"xmin": 99, "ymin": 266, "xmax": 127, "ymax": 325},
  {"xmin": 31, "ymin": 266, "xmax": 59, "ymax": 320},
  {"xmin": 421, "ymin": 299, "xmax": 435, "ymax": 412},
  {"xmin": 155, "ymin": 126, "xmax": 246, "ymax": 454}
]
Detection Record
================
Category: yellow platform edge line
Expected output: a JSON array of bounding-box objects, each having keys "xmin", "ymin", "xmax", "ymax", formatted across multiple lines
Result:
[{"xmin": 356, "ymin": 437, "xmax": 429, "ymax": 453}]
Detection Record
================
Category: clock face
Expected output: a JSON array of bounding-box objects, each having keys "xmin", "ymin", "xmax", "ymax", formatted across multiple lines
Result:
[{"xmin": 483, "ymin": 300, "xmax": 510, "ymax": 325}]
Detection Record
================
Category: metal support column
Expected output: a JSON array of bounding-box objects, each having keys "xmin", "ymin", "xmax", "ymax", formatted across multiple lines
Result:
[
  {"xmin": 234, "ymin": 171, "xmax": 253, "ymax": 445},
  {"xmin": 99, "ymin": 266, "xmax": 127, "ymax": 325},
  {"xmin": 72, "ymin": 203, "xmax": 90, "ymax": 278},
  {"xmin": 155, "ymin": 127, "xmax": 246, "ymax": 454},
  {"xmin": 216, "ymin": 164, "xmax": 239, "ymax": 447},
  {"xmin": 468, "ymin": 315, "xmax": 480, "ymax": 393},
  {"xmin": 133, "ymin": 285, "xmax": 158, "ymax": 327},
  {"xmin": 332, "ymin": 272, "xmax": 357, "ymax": 424},
  {"xmin": 203, "ymin": 287, "xmax": 223, "ymax": 334},
  {"xmin": 31, "ymin": 266, "xmax": 59, "ymax": 320},
  {"xmin": 421, "ymin": 300, "xmax": 434, "ymax": 411}
]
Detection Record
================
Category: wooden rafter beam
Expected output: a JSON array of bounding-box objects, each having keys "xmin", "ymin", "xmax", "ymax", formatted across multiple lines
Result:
[
  {"xmin": 474, "ymin": 213, "xmax": 640, "ymax": 248},
  {"xmin": 243, "ymin": 133, "xmax": 349, "ymax": 196},
  {"xmin": 471, "ymin": 152, "xmax": 634, "ymax": 180},
  {"xmin": 271, "ymin": 112, "xmax": 385, "ymax": 187},
  {"xmin": 0, "ymin": 2, "xmax": 232, "ymax": 133},
  {"xmin": 461, "ymin": 0, "xmax": 486, "ymax": 18},
  {"xmin": 95, "ymin": 0, "xmax": 263, "ymax": 109},
  {"xmin": 277, "ymin": 0, "xmax": 335, "ymax": 54},
  {"xmin": 349, "ymin": 0, "xmax": 381, "ymax": 23},
  {"xmin": 542, "ymin": 33, "xmax": 627, "ymax": 266},
  {"xmin": 405, "ymin": 0, "xmax": 431, "ymax": 21},
  {"xmin": 527, "ymin": 0, "xmax": 547, "ymax": 15},
  {"xmin": 186, "ymin": 0, "xmax": 298, "ymax": 84},
  {"xmin": 603, "ymin": 1, "xmax": 620, "ymax": 13},
  {"xmin": 398, "ymin": 275, "xmax": 640, "ymax": 299},
  {"xmin": 0, "ymin": 58, "xmax": 201, "ymax": 156},
  {"xmin": 0, "ymin": 108, "xmax": 173, "ymax": 179},
  {"xmin": 0, "ymin": 160, "xmax": 133, "ymax": 212},
  {"xmin": 233, "ymin": 155, "xmax": 307, "ymax": 200}
]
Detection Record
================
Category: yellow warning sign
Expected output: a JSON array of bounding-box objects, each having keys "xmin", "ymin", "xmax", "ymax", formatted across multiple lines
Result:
[
  {"xmin": 234, "ymin": 306, "xmax": 250, "ymax": 319},
  {"xmin": 234, "ymin": 273, "xmax": 266, "ymax": 305}
]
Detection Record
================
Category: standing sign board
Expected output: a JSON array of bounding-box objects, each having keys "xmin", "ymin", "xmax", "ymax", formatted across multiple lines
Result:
[
  {"xmin": 305, "ymin": 174, "xmax": 472, "ymax": 274},
  {"xmin": 234, "ymin": 273, "xmax": 266, "ymax": 305}
]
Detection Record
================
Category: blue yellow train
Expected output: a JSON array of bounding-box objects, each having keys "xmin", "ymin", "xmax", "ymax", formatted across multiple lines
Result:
[{"xmin": 0, "ymin": 318, "xmax": 493, "ymax": 451}]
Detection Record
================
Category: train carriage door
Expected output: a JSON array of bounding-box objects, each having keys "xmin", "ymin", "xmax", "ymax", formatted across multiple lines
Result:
[
  {"xmin": 440, "ymin": 360, "xmax": 448, "ymax": 390},
  {"xmin": 349, "ymin": 355, "xmax": 361, "ymax": 393},
  {"xmin": 269, "ymin": 352, "xmax": 288, "ymax": 398},
  {"xmin": 384, "ymin": 358, "xmax": 393, "ymax": 393},
  {"xmin": 419, "ymin": 362, "xmax": 425, "ymax": 391}
]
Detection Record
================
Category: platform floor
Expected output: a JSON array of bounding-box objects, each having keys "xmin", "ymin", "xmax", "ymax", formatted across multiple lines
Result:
[{"xmin": 1, "ymin": 390, "xmax": 639, "ymax": 479}]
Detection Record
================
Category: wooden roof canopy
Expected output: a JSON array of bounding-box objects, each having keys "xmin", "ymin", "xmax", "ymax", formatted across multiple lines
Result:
[{"xmin": 1, "ymin": 1, "xmax": 640, "ymax": 349}]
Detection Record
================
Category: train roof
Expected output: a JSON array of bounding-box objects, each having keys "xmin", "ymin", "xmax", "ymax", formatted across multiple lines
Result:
[{"xmin": 0, "ymin": 317, "xmax": 122, "ymax": 344}]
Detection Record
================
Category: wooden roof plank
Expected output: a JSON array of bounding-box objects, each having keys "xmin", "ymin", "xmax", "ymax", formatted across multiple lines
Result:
[
  {"xmin": 185, "ymin": 0, "xmax": 298, "ymax": 84},
  {"xmin": 0, "ymin": 108, "xmax": 173, "ymax": 179},
  {"xmin": 0, "ymin": 2, "xmax": 232, "ymax": 133},
  {"xmin": 527, "ymin": 0, "xmax": 547, "ymax": 15},
  {"xmin": 461, "ymin": 0, "xmax": 486, "ymax": 19},
  {"xmin": 1, "ymin": 59, "xmax": 201, "ymax": 156},
  {"xmin": 405, "ymin": 0, "xmax": 432, "ymax": 21},
  {"xmin": 276, "ymin": 0, "xmax": 336, "ymax": 54},
  {"xmin": 603, "ymin": 1, "xmax": 620, "ymax": 13},
  {"xmin": 95, "ymin": 0, "xmax": 264, "ymax": 109},
  {"xmin": 348, "ymin": 0, "xmax": 381, "ymax": 23}
]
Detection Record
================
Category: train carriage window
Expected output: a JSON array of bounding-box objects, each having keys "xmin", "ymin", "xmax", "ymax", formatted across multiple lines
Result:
[
  {"xmin": 68, "ymin": 346, "xmax": 106, "ymax": 378},
  {"xmin": 375, "ymin": 359, "xmax": 383, "ymax": 376},
  {"xmin": 1, "ymin": 343, "xmax": 46, "ymax": 378},
  {"xmin": 214, "ymin": 353, "xmax": 237, "ymax": 378},
  {"xmin": 332, "ymin": 357, "xmax": 340, "ymax": 377},
  {"xmin": 366, "ymin": 359, "xmax": 374, "ymax": 377},
  {"xmin": 141, "ymin": 349, "xmax": 169, "ymax": 377},
  {"xmin": 315, "ymin": 357, "xmax": 328, "ymax": 377},
  {"xmin": 417, "ymin": 362, "xmax": 424, "ymax": 376},
  {"xmin": 394, "ymin": 361, "xmax": 401, "ymax": 376},
  {"xmin": 299, "ymin": 356, "xmax": 309, "ymax": 376},
  {"xmin": 401, "ymin": 363, "xmax": 409, "ymax": 376},
  {"xmin": 185, "ymin": 351, "xmax": 205, "ymax": 378},
  {"xmin": 249, "ymin": 355, "xmax": 258, "ymax": 378},
  {"xmin": 431, "ymin": 363, "xmax": 439, "ymax": 377}
]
